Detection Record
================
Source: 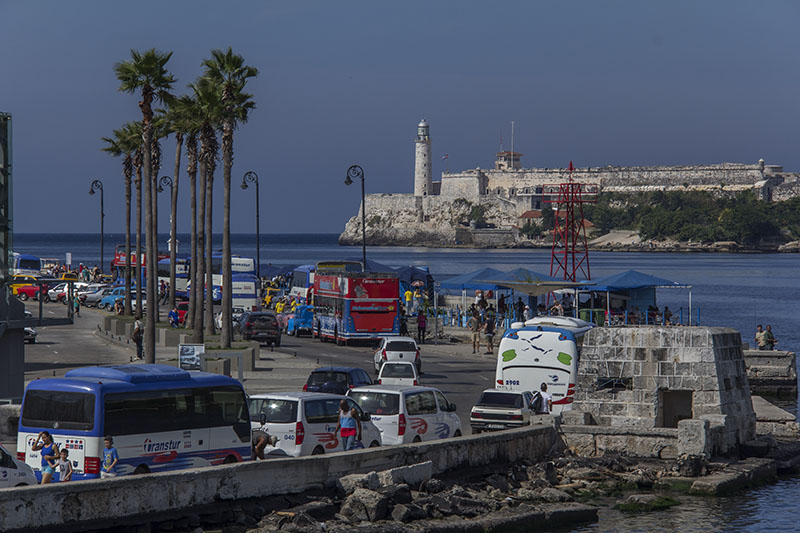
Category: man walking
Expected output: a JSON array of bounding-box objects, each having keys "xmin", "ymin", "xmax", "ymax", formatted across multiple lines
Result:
[
  {"xmin": 755, "ymin": 324, "xmax": 768, "ymax": 350},
  {"xmin": 468, "ymin": 312, "xmax": 482, "ymax": 354}
]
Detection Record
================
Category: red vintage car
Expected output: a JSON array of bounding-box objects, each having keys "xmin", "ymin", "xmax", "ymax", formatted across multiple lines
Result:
[{"xmin": 16, "ymin": 284, "xmax": 47, "ymax": 301}]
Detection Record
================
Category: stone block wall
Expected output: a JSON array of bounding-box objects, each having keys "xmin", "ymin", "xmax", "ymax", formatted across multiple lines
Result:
[
  {"xmin": 573, "ymin": 326, "xmax": 755, "ymax": 456},
  {"xmin": 744, "ymin": 349, "xmax": 797, "ymax": 399}
]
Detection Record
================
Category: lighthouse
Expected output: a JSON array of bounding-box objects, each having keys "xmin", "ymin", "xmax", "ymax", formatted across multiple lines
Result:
[{"xmin": 414, "ymin": 119, "xmax": 432, "ymax": 197}]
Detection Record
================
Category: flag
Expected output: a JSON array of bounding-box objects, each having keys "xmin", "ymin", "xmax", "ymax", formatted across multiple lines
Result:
[
  {"xmin": 441, "ymin": 154, "xmax": 449, "ymax": 160},
  {"xmin": 568, "ymin": 161, "xmax": 574, "ymax": 172}
]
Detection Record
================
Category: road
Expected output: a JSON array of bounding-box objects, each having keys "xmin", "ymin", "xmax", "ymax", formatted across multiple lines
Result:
[{"xmin": 20, "ymin": 302, "xmax": 497, "ymax": 435}]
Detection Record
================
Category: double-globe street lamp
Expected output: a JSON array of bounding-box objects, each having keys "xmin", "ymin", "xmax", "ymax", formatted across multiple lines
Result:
[
  {"xmin": 240, "ymin": 171, "xmax": 261, "ymax": 280},
  {"xmin": 88, "ymin": 179, "xmax": 104, "ymax": 272},
  {"xmin": 344, "ymin": 165, "xmax": 366, "ymax": 268}
]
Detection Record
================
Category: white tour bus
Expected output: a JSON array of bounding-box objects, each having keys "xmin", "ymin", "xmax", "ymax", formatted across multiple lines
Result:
[{"xmin": 494, "ymin": 324, "xmax": 583, "ymax": 414}]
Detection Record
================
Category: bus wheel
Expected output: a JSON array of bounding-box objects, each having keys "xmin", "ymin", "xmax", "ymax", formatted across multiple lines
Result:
[
  {"xmin": 133, "ymin": 465, "xmax": 150, "ymax": 475},
  {"xmin": 369, "ymin": 440, "xmax": 380, "ymax": 448},
  {"xmin": 312, "ymin": 446, "xmax": 325, "ymax": 455},
  {"xmin": 454, "ymin": 430, "xmax": 462, "ymax": 438},
  {"xmin": 412, "ymin": 436, "xmax": 422, "ymax": 443},
  {"xmin": 223, "ymin": 455, "xmax": 238, "ymax": 464}
]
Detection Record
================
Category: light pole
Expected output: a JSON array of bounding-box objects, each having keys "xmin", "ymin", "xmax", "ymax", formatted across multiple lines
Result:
[
  {"xmin": 158, "ymin": 175, "xmax": 175, "ymax": 306},
  {"xmin": 344, "ymin": 165, "xmax": 366, "ymax": 269},
  {"xmin": 88, "ymin": 180, "xmax": 104, "ymax": 272},
  {"xmin": 240, "ymin": 171, "xmax": 260, "ymax": 279}
]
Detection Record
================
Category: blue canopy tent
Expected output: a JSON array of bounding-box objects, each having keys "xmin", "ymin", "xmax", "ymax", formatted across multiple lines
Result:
[
  {"xmin": 394, "ymin": 265, "xmax": 435, "ymax": 299},
  {"xmin": 439, "ymin": 267, "xmax": 505, "ymax": 294},
  {"xmin": 581, "ymin": 270, "xmax": 692, "ymax": 324}
]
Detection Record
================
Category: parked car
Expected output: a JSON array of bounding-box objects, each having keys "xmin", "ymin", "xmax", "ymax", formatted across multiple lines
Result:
[
  {"xmin": 23, "ymin": 310, "xmax": 36, "ymax": 344},
  {"xmin": 99, "ymin": 287, "xmax": 126, "ymax": 309},
  {"xmin": 9, "ymin": 275, "xmax": 38, "ymax": 295},
  {"xmin": 239, "ymin": 311, "xmax": 281, "ymax": 346},
  {"xmin": 348, "ymin": 385, "xmax": 462, "ymax": 445},
  {"xmin": 286, "ymin": 305, "xmax": 314, "ymax": 337},
  {"xmin": 0, "ymin": 444, "xmax": 37, "ymax": 487},
  {"xmin": 46, "ymin": 283, "xmax": 67, "ymax": 302},
  {"xmin": 373, "ymin": 336, "xmax": 421, "ymax": 374},
  {"xmin": 15, "ymin": 284, "xmax": 45, "ymax": 301},
  {"xmin": 262, "ymin": 287, "xmax": 284, "ymax": 309},
  {"xmin": 470, "ymin": 389, "xmax": 535, "ymax": 434},
  {"xmin": 215, "ymin": 307, "xmax": 245, "ymax": 330},
  {"xmin": 176, "ymin": 301, "xmax": 189, "ymax": 324},
  {"xmin": 82, "ymin": 287, "xmax": 116, "ymax": 307},
  {"xmin": 377, "ymin": 361, "xmax": 420, "ymax": 386},
  {"xmin": 303, "ymin": 366, "xmax": 373, "ymax": 395},
  {"xmin": 247, "ymin": 392, "xmax": 382, "ymax": 456}
]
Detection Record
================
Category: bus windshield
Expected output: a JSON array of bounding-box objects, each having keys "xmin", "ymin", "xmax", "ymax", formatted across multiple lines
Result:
[{"xmin": 21, "ymin": 390, "xmax": 95, "ymax": 431}]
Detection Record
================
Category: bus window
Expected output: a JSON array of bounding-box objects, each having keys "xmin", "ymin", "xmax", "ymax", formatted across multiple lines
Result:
[{"xmin": 21, "ymin": 391, "xmax": 95, "ymax": 431}]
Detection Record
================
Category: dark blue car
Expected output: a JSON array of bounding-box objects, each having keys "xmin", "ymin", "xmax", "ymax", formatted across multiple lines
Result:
[{"xmin": 302, "ymin": 366, "xmax": 373, "ymax": 396}]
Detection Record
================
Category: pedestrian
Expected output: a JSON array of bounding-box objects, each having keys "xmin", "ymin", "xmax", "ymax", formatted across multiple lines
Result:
[
  {"xmin": 515, "ymin": 297, "xmax": 524, "ymax": 321},
  {"xmin": 57, "ymin": 448, "xmax": 73, "ymax": 482},
  {"xmin": 534, "ymin": 383, "xmax": 553, "ymax": 415},
  {"xmin": 73, "ymin": 294, "xmax": 81, "ymax": 317},
  {"xmin": 334, "ymin": 399, "xmax": 362, "ymax": 451},
  {"xmin": 404, "ymin": 287, "xmax": 413, "ymax": 311},
  {"xmin": 549, "ymin": 300, "xmax": 563, "ymax": 316},
  {"xmin": 399, "ymin": 310, "xmax": 409, "ymax": 336},
  {"xmin": 764, "ymin": 325, "xmax": 777, "ymax": 351},
  {"xmin": 101, "ymin": 436, "xmax": 119, "ymax": 478},
  {"xmin": 168, "ymin": 306, "xmax": 180, "ymax": 328},
  {"xmin": 413, "ymin": 288, "xmax": 423, "ymax": 313},
  {"xmin": 663, "ymin": 306, "xmax": 673, "ymax": 325},
  {"xmin": 497, "ymin": 294, "xmax": 507, "ymax": 322},
  {"xmin": 523, "ymin": 305, "xmax": 532, "ymax": 321},
  {"xmin": 132, "ymin": 315, "xmax": 143, "ymax": 360},
  {"xmin": 417, "ymin": 312, "xmax": 427, "ymax": 344},
  {"xmin": 31, "ymin": 431, "xmax": 59, "ymax": 484},
  {"xmin": 484, "ymin": 314, "xmax": 495, "ymax": 354},
  {"xmin": 468, "ymin": 312, "xmax": 482, "ymax": 354},
  {"xmin": 755, "ymin": 324, "xmax": 767, "ymax": 350}
]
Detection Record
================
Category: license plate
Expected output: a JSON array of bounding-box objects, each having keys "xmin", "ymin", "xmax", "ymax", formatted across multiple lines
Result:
[{"xmin": 487, "ymin": 424, "xmax": 505, "ymax": 429}]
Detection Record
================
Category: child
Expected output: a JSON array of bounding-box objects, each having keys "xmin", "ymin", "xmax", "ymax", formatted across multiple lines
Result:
[
  {"xmin": 101, "ymin": 436, "xmax": 119, "ymax": 478},
  {"xmin": 57, "ymin": 448, "xmax": 73, "ymax": 482}
]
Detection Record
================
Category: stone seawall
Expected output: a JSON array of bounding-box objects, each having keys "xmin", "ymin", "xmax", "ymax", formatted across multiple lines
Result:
[{"xmin": 0, "ymin": 424, "xmax": 558, "ymax": 532}]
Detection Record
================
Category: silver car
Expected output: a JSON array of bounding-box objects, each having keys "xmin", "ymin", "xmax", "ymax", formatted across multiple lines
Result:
[
  {"xmin": 82, "ymin": 287, "xmax": 115, "ymax": 307},
  {"xmin": 470, "ymin": 389, "xmax": 535, "ymax": 434},
  {"xmin": 373, "ymin": 336, "xmax": 421, "ymax": 374}
]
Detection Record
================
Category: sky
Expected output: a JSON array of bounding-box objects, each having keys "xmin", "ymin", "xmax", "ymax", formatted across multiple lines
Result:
[{"xmin": 2, "ymin": 1, "xmax": 799, "ymax": 234}]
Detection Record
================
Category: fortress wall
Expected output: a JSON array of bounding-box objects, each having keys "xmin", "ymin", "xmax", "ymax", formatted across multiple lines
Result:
[{"xmin": 440, "ymin": 171, "xmax": 485, "ymax": 199}]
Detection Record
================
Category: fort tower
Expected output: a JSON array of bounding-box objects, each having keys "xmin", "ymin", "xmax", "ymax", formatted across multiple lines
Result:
[{"xmin": 413, "ymin": 119, "xmax": 432, "ymax": 197}]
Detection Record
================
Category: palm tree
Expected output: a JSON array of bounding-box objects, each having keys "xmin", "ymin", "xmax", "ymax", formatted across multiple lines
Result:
[
  {"xmin": 202, "ymin": 47, "xmax": 258, "ymax": 348},
  {"xmin": 101, "ymin": 127, "xmax": 135, "ymax": 316},
  {"xmin": 149, "ymin": 114, "xmax": 169, "ymax": 323},
  {"xmin": 123, "ymin": 121, "xmax": 145, "ymax": 318},
  {"xmin": 114, "ymin": 49, "xmax": 175, "ymax": 364}
]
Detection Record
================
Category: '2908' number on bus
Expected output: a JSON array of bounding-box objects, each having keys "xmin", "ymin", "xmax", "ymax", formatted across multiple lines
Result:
[{"xmin": 505, "ymin": 380, "xmax": 520, "ymax": 386}]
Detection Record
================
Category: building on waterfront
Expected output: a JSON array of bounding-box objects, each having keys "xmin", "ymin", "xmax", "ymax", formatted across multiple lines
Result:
[{"xmin": 340, "ymin": 120, "xmax": 800, "ymax": 246}]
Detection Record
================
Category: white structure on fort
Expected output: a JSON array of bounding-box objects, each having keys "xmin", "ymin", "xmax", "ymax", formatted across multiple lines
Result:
[{"xmin": 340, "ymin": 120, "xmax": 800, "ymax": 246}]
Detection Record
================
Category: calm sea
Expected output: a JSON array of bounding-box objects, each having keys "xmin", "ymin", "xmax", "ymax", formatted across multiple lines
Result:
[{"xmin": 12, "ymin": 233, "xmax": 800, "ymax": 531}]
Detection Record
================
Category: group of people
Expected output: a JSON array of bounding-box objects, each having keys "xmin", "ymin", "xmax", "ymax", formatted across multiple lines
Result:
[
  {"xmin": 31, "ymin": 432, "xmax": 118, "ymax": 484},
  {"xmin": 468, "ymin": 309, "xmax": 496, "ymax": 354},
  {"xmin": 403, "ymin": 286, "xmax": 428, "ymax": 314},
  {"xmin": 77, "ymin": 263, "xmax": 103, "ymax": 283},
  {"xmin": 399, "ymin": 304, "xmax": 427, "ymax": 344},
  {"xmin": 755, "ymin": 324, "xmax": 778, "ymax": 351}
]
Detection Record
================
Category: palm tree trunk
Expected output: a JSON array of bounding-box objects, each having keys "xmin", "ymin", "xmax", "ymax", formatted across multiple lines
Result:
[
  {"xmin": 169, "ymin": 134, "xmax": 182, "ymax": 309},
  {"xmin": 124, "ymin": 172, "xmax": 133, "ymax": 316},
  {"xmin": 193, "ymin": 158, "xmax": 206, "ymax": 343},
  {"xmin": 187, "ymin": 138, "xmax": 198, "ymax": 330},
  {"xmin": 151, "ymin": 164, "xmax": 159, "ymax": 323},
  {"xmin": 143, "ymin": 126, "xmax": 157, "ymax": 364},
  {"xmin": 135, "ymin": 167, "xmax": 143, "ymax": 319},
  {"xmin": 221, "ymin": 120, "xmax": 234, "ymax": 347},
  {"xmin": 205, "ymin": 165, "xmax": 216, "ymax": 336}
]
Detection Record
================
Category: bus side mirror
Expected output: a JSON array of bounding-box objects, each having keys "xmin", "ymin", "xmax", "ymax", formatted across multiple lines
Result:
[
  {"xmin": 448, "ymin": 403, "xmax": 457, "ymax": 412},
  {"xmin": 362, "ymin": 413, "xmax": 371, "ymax": 421}
]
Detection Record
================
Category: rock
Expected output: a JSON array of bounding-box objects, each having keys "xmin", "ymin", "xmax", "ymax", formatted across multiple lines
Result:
[
  {"xmin": 741, "ymin": 440, "xmax": 771, "ymax": 458},
  {"xmin": 448, "ymin": 495, "xmax": 490, "ymax": 517},
  {"xmin": 285, "ymin": 511, "xmax": 324, "ymax": 532},
  {"xmin": 538, "ymin": 488, "xmax": 574, "ymax": 503},
  {"xmin": 420, "ymin": 478, "xmax": 445, "ymax": 493},
  {"xmin": 377, "ymin": 461, "xmax": 433, "ymax": 488},
  {"xmin": 378, "ymin": 483, "xmax": 412, "ymax": 505},
  {"xmin": 429, "ymin": 494, "xmax": 460, "ymax": 516},
  {"xmin": 391, "ymin": 503, "xmax": 428, "ymax": 523},
  {"xmin": 515, "ymin": 488, "xmax": 540, "ymax": 501},
  {"xmin": 625, "ymin": 493, "xmax": 660, "ymax": 505},
  {"xmin": 673, "ymin": 455, "xmax": 709, "ymax": 477},
  {"xmin": 486, "ymin": 473, "xmax": 510, "ymax": 492},
  {"xmin": 286, "ymin": 500, "xmax": 337, "ymax": 522},
  {"xmin": 509, "ymin": 464, "xmax": 529, "ymax": 482},
  {"xmin": 337, "ymin": 472, "xmax": 380, "ymax": 495},
  {"xmin": 339, "ymin": 488, "xmax": 390, "ymax": 522},
  {"xmin": 528, "ymin": 462, "xmax": 560, "ymax": 485}
]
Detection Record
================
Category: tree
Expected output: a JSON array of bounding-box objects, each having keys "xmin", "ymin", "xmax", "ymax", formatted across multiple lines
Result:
[
  {"xmin": 123, "ymin": 121, "xmax": 145, "ymax": 317},
  {"xmin": 202, "ymin": 47, "xmax": 258, "ymax": 348},
  {"xmin": 101, "ymin": 126, "xmax": 135, "ymax": 315},
  {"xmin": 114, "ymin": 49, "xmax": 175, "ymax": 364}
]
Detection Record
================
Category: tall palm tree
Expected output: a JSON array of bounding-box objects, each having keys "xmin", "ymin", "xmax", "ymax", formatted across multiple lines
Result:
[
  {"xmin": 124, "ymin": 121, "xmax": 145, "ymax": 318},
  {"xmin": 101, "ymin": 127, "xmax": 135, "ymax": 316},
  {"xmin": 149, "ymin": 114, "xmax": 169, "ymax": 323},
  {"xmin": 114, "ymin": 49, "xmax": 175, "ymax": 364},
  {"xmin": 202, "ymin": 47, "xmax": 258, "ymax": 348},
  {"xmin": 188, "ymin": 78, "xmax": 222, "ymax": 341}
]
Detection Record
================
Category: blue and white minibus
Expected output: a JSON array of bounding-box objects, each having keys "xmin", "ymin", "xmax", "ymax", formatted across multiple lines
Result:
[{"xmin": 17, "ymin": 364, "xmax": 251, "ymax": 481}]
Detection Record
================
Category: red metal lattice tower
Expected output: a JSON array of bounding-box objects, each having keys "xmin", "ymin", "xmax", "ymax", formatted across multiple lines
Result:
[{"xmin": 544, "ymin": 161, "xmax": 598, "ymax": 282}]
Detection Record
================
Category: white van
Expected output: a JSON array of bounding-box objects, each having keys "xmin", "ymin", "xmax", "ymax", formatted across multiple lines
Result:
[
  {"xmin": 348, "ymin": 385, "xmax": 462, "ymax": 446},
  {"xmin": 377, "ymin": 362, "xmax": 420, "ymax": 386},
  {"xmin": 0, "ymin": 444, "xmax": 37, "ymax": 487},
  {"xmin": 495, "ymin": 325, "xmax": 580, "ymax": 414},
  {"xmin": 248, "ymin": 392, "xmax": 382, "ymax": 456}
]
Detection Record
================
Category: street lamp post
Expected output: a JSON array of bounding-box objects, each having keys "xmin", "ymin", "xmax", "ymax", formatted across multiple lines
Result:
[
  {"xmin": 88, "ymin": 180, "xmax": 104, "ymax": 272},
  {"xmin": 158, "ymin": 176, "xmax": 175, "ymax": 306},
  {"xmin": 344, "ymin": 165, "xmax": 366, "ymax": 268},
  {"xmin": 240, "ymin": 171, "xmax": 260, "ymax": 279}
]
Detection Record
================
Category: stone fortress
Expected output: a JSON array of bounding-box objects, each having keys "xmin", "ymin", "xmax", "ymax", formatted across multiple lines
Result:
[{"xmin": 339, "ymin": 120, "xmax": 800, "ymax": 246}]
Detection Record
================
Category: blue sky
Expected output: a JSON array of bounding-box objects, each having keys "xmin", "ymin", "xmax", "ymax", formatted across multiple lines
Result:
[{"xmin": 2, "ymin": 1, "xmax": 799, "ymax": 234}]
